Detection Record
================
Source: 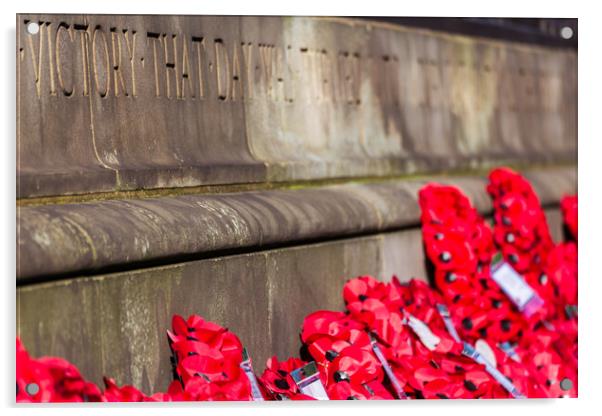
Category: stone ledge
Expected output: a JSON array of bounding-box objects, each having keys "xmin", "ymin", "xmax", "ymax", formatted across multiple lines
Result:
[{"xmin": 17, "ymin": 166, "xmax": 576, "ymax": 281}]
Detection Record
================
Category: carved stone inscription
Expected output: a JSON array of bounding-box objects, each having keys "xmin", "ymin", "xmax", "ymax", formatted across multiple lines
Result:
[
  {"xmin": 17, "ymin": 15, "xmax": 577, "ymax": 198},
  {"xmin": 20, "ymin": 19, "xmax": 377, "ymax": 105}
]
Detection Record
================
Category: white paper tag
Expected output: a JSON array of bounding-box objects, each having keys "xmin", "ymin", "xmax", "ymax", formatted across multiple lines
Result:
[
  {"xmin": 491, "ymin": 262, "xmax": 534, "ymax": 309},
  {"xmin": 240, "ymin": 348, "xmax": 264, "ymax": 401},
  {"xmin": 407, "ymin": 314, "xmax": 440, "ymax": 351},
  {"xmin": 290, "ymin": 362, "xmax": 329, "ymax": 400},
  {"xmin": 491, "ymin": 255, "xmax": 543, "ymax": 317},
  {"xmin": 475, "ymin": 339, "xmax": 497, "ymax": 368},
  {"xmin": 462, "ymin": 342, "xmax": 524, "ymax": 399},
  {"xmin": 436, "ymin": 304, "xmax": 461, "ymax": 342},
  {"xmin": 370, "ymin": 334, "xmax": 407, "ymax": 399}
]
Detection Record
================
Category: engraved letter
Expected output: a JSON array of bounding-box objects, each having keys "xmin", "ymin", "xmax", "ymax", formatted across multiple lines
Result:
[
  {"xmin": 230, "ymin": 43, "xmax": 243, "ymax": 101},
  {"xmin": 241, "ymin": 42, "xmax": 254, "ymax": 99},
  {"xmin": 162, "ymin": 34, "xmax": 180, "ymax": 99},
  {"xmin": 73, "ymin": 24, "xmax": 91, "ymax": 96},
  {"xmin": 92, "ymin": 26, "xmax": 110, "ymax": 97},
  {"xmin": 147, "ymin": 32, "xmax": 162, "ymax": 97},
  {"xmin": 214, "ymin": 39, "xmax": 230, "ymax": 101},
  {"xmin": 110, "ymin": 28, "xmax": 129, "ymax": 96},
  {"xmin": 122, "ymin": 29, "xmax": 137, "ymax": 97},
  {"xmin": 55, "ymin": 23, "xmax": 75, "ymax": 96},
  {"xmin": 259, "ymin": 44, "xmax": 275, "ymax": 99},
  {"xmin": 191, "ymin": 36, "xmax": 206, "ymax": 99},
  {"xmin": 181, "ymin": 36, "xmax": 195, "ymax": 99},
  {"xmin": 26, "ymin": 20, "xmax": 44, "ymax": 97}
]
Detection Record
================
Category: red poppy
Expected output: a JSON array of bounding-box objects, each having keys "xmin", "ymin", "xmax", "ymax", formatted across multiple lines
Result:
[
  {"xmin": 37, "ymin": 357, "xmax": 103, "ymax": 402},
  {"xmin": 561, "ymin": 195, "xmax": 578, "ymax": 240},
  {"xmin": 326, "ymin": 345, "xmax": 383, "ymax": 386},
  {"xmin": 16, "ymin": 339, "xmax": 59, "ymax": 403},
  {"xmin": 424, "ymin": 229, "xmax": 478, "ymax": 273},
  {"xmin": 16, "ymin": 338, "xmax": 104, "ymax": 403},
  {"xmin": 546, "ymin": 243, "xmax": 578, "ymax": 306},
  {"xmin": 258, "ymin": 356, "xmax": 306, "ymax": 399},
  {"xmin": 103, "ymin": 377, "xmax": 149, "ymax": 402},
  {"xmin": 327, "ymin": 380, "xmax": 380, "ymax": 400},
  {"xmin": 301, "ymin": 310, "xmax": 364, "ymax": 345},
  {"xmin": 343, "ymin": 275, "xmax": 387, "ymax": 304},
  {"xmin": 419, "ymin": 185, "xmax": 479, "ymax": 226}
]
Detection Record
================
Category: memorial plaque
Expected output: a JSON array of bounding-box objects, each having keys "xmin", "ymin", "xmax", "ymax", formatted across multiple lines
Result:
[{"xmin": 17, "ymin": 15, "xmax": 577, "ymax": 198}]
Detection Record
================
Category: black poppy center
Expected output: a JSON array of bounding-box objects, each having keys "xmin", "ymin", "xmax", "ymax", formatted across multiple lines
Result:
[
  {"xmin": 334, "ymin": 371, "xmax": 350, "ymax": 383},
  {"xmin": 445, "ymin": 272, "xmax": 457, "ymax": 283},
  {"xmin": 464, "ymin": 380, "xmax": 478, "ymax": 391},
  {"xmin": 462, "ymin": 317, "xmax": 473, "ymax": 330},
  {"xmin": 274, "ymin": 378, "xmax": 290, "ymax": 390},
  {"xmin": 439, "ymin": 251, "xmax": 452, "ymax": 263},
  {"xmin": 325, "ymin": 350, "xmax": 339, "ymax": 362}
]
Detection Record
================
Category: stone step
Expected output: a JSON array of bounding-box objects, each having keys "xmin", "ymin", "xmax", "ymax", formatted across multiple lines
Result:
[{"xmin": 17, "ymin": 166, "xmax": 575, "ymax": 281}]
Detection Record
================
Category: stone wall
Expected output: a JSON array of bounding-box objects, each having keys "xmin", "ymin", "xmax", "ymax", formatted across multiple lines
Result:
[
  {"xmin": 18, "ymin": 15, "xmax": 576, "ymax": 198},
  {"xmin": 16, "ymin": 14, "xmax": 577, "ymax": 394}
]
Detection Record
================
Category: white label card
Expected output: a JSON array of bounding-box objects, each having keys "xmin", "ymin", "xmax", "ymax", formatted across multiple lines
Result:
[
  {"xmin": 407, "ymin": 314, "xmax": 441, "ymax": 351},
  {"xmin": 291, "ymin": 362, "xmax": 329, "ymax": 400},
  {"xmin": 491, "ymin": 262, "xmax": 539, "ymax": 311},
  {"xmin": 475, "ymin": 339, "xmax": 497, "ymax": 368}
]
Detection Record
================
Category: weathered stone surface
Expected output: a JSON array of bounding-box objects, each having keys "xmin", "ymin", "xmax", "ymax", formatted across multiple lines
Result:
[
  {"xmin": 545, "ymin": 208, "xmax": 564, "ymax": 243},
  {"xmin": 380, "ymin": 228, "xmax": 428, "ymax": 281},
  {"xmin": 266, "ymin": 234, "xmax": 383, "ymax": 361},
  {"xmin": 17, "ymin": 14, "xmax": 577, "ymax": 198},
  {"xmin": 17, "ymin": 166, "xmax": 576, "ymax": 281},
  {"xmin": 16, "ymin": 207, "xmax": 564, "ymax": 394}
]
